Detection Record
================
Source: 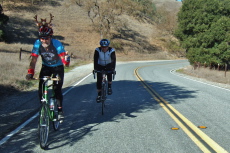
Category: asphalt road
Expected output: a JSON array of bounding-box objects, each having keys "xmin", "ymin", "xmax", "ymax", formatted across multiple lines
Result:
[{"xmin": 0, "ymin": 60, "xmax": 230, "ymax": 152}]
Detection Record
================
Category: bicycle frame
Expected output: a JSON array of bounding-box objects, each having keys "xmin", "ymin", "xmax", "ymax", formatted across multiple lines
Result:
[
  {"xmin": 93, "ymin": 70, "xmax": 116, "ymax": 115},
  {"xmin": 41, "ymin": 78, "xmax": 56, "ymax": 121},
  {"xmin": 36, "ymin": 76, "xmax": 60, "ymax": 149}
]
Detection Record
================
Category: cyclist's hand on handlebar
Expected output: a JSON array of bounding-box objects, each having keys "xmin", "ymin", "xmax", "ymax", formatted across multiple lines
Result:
[
  {"xmin": 112, "ymin": 69, "xmax": 116, "ymax": 74},
  {"xmin": 26, "ymin": 74, "xmax": 33, "ymax": 80},
  {"xmin": 26, "ymin": 69, "xmax": 34, "ymax": 80}
]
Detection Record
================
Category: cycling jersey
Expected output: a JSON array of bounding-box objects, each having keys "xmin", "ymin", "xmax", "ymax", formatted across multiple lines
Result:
[
  {"xmin": 31, "ymin": 39, "xmax": 66, "ymax": 67},
  {"xmin": 94, "ymin": 47, "xmax": 116, "ymax": 69}
]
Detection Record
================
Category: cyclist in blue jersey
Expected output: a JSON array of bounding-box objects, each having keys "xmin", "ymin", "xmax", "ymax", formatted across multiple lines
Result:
[
  {"xmin": 94, "ymin": 39, "xmax": 116, "ymax": 102},
  {"xmin": 26, "ymin": 18, "xmax": 69, "ymax": 120}
]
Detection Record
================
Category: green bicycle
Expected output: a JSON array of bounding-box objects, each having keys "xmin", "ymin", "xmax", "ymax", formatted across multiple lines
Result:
[{"xmin": 34, "ymin": 75, "xmax": 61, "ymax": 149}]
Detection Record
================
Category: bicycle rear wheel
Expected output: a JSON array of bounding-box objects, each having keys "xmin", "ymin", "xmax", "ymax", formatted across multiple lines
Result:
[
  {"xmin": 38, "ymin": 104, "xmax": 50, "ymax": 149},
  {"xmin": 52, "ymin": 99, "xmax": 60, "ymax": 131}
]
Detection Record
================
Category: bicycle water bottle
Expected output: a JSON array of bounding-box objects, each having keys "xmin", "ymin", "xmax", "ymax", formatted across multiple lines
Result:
[{"xmin": 49, "ymin": 98, "xmax": 55, "ymax": 110}]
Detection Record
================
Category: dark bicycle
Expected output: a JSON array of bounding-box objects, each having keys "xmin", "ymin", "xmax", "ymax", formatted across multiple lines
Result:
[
  {"xmin": 33, "ymin": 75, "xmax": 61, "ymax": 149},
  {"xmin": 93, "ymin": 70, "xmax": 116, "ymax": 115}
]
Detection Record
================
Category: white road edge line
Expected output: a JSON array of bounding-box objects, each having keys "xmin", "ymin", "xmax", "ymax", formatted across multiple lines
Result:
[
  {"xmin": 170, "ymin": 68, "xmax": 230, "ymax": 92},
  {"xmin": 0, "ymin": 73, "xmax": 92, "ymax": 146}
]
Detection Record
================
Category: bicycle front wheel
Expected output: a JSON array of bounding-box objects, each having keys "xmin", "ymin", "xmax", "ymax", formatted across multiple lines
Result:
[
  {"xmin": 101, "ymin": 83, "xmax": 106, "ymax": 115},
  {"xmin": 52, "ymin": 99, "xmax": 60, "ymax": 131},
  {"xmin": 38, "ymin": 104, "xmax": 50, "ymax": 149}
]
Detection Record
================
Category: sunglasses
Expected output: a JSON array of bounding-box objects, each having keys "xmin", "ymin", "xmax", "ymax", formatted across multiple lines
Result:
[{"xmin": 39, "ymin": 37, "xmax": 50, "ymax": 40}]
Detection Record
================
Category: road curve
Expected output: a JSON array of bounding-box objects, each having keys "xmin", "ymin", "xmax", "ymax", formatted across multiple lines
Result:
[{"xmin": 1, "ymin": 60, "xmax": 230, "ymax": 152}]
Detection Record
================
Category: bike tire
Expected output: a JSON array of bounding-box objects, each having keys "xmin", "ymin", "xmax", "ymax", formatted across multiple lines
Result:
[
  {"xmin": 38, "ymin": 104, "xmax": 50, "ymax": 149},
  {"xmin": 101, "ymin": 100, "xmax": 105, "ymax": 115},
  {"xmin": 52, "ymin": 99, "xmax": 60, "ymax": 131},
  {"xmin": 101, "ymin": 82, "xmax": 106, "ymax": 115}
]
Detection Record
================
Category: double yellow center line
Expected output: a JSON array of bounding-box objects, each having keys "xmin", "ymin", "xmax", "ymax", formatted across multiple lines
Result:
[{"xmin": 134, "ymin": 66, "xmax": 228, "ymax": 153}]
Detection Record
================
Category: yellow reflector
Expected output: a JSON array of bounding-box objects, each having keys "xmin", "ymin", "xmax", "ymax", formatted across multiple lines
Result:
[
  {"xmin": 198, "ymin": 126, "xmax": 207, "ymax": 129},
  {"xmin": 171, "ymin": 127, "xmax": 179, "ymax": 130}
]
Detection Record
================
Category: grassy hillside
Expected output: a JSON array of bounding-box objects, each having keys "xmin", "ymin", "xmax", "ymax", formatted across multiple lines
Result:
[{"xmin": 0, "ymin": 0, "xmax": 183, "ymax": 97}]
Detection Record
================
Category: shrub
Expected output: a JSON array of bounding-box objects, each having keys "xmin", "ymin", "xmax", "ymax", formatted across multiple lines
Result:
[
  {"xmin": 0, "ymin": 13, "xmax": 9, "ymax": 42},
  {"xmin": 175, "ymin": 0, "xmax": 230, "ymax": 67}
]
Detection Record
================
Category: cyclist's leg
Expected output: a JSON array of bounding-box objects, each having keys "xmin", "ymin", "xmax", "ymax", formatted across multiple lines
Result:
[
  {"xmin": 52, "ymin": 66, "xmax": 64, "ymax": 118},
  {"xmin": 105, "ymin": 63, "xmax": 113, "ymax": 94},
  {"xmin": 107, "ymin": 71, "xmax": 113, "ymax": 95},
  {"xmin": 38, "ymin": 65, "xmax": 52, "ymax": 103},
  {"xmin": 97, "ymin": 72, "xmax": 102, "ymax": 93},
  {"xmin": 96, "ymin": 72, "xmax": 102, "ymax": 102}
]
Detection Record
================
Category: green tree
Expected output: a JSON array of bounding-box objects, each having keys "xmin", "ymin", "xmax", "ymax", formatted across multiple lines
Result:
[
  {"xmin": 0, "ymin": 6, "xmax": 9, "ymax": 42},
  {"xmin": 175, "ymin": 0, "xmax": 230, "ymax": 67}
]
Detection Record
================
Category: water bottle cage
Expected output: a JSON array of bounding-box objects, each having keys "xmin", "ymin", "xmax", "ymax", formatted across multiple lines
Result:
[{"xmin": 41, "ymin": 98, "xmax": 46, "ymax": 103}]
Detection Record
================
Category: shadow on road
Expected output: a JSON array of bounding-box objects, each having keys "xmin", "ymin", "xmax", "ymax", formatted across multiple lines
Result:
[{"xmin": 0, "ymin": 79, "xmax": 198, "ymax": 152}]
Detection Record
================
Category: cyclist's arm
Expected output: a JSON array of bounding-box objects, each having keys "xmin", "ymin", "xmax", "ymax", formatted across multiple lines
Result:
[
  {"xmin": 60, "ymin": 55, "xmax": 67, "ymax": 66},
  {"xmin": 58, "ymin": 52, "xmax": 69, "ymax": 67},
  {"xmin": 54, "ymin": 39, "xmax": 69, "ymax": 67},
  {"xmin": 29, "ymin": 56, "xmax": 38, "ymax": 70},
  {"xmin": 94, "ymin": 50, "xmax": 99, "ymax": 70},
  {"xmin": 29, "ymin": 39, "xmax": 40, "ymax": 69},
  {"xmin": 26, "ymin": 40, "xmax": 39, "ymax": 78},
  {"xmin": 111, "ymin": 51, "xmax": 116, "ymax": 70}
]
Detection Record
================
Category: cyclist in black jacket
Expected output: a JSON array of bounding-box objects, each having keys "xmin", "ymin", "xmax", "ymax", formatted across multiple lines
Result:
[{"xmin": 93, "ymin": 39, "xmax": 116, "ymax": 102}]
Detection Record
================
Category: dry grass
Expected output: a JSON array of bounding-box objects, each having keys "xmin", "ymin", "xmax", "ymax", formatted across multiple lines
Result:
[{"xmin": 180, "ymin": 65, "xmax": 230, "ymax": 85}]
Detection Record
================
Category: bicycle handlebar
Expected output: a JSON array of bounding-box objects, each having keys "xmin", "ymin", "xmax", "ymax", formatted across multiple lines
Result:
[
  {"xmin": 31, "ymin": 76, "xmax": 61, "ymax": 82},
  {"xmin": 93, "ymin": 70, "xmax": 116, "ymax": 80}
]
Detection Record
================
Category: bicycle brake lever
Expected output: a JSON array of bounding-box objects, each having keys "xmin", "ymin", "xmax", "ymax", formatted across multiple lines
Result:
[
  {"xmin": 93, "ymin": 70, "xmax": 96, "ymax": 79},
  {"xmin": 113, "ymin": 71, "xmax": 116, "ymax": 80}
]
